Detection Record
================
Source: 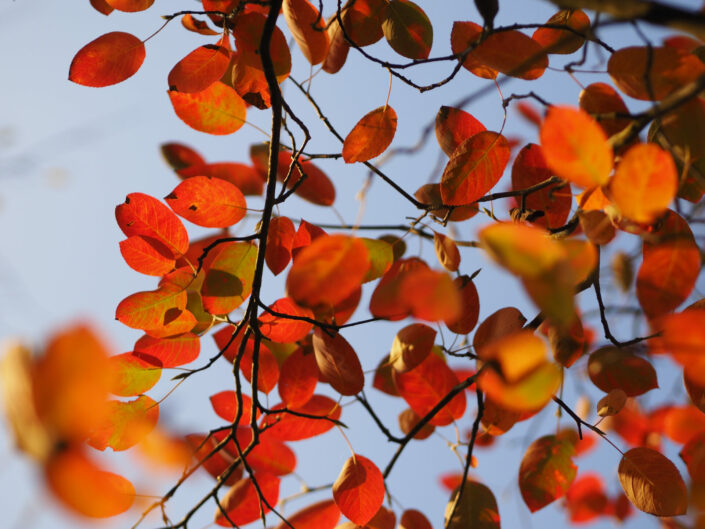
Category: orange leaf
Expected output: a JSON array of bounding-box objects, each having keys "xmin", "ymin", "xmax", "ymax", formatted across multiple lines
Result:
[
  {"xmin": 119, "ymin": 235, "xmax": 175, "ymax": 276},
  {"xmin": 511, "ymin": 143, "xmax": 572, "ymax": 229},
  {"xmin": 390, "ymin": 323, "xmax": 436, "ymax": 373},
  {"xmin": 210, "ymin": 390, "xmax": 257, "ymax": 425},
  {"xmin": 287, "ymin": 235, "xmax": 369, "ymax": 309},
  {"xmin": 609, "ymin": 143, "xmax": 678, "ymax": 223},
  {"xmin": 519, "ymin": 435, "xmax": 577, "ymax": 512},
  {"xmin": 133, "ymin": 333, "xmax": 200, "ymax": 368},
  {"xmin": 278, "ymin": 347, "xmax": 318, "ymax": 408},
  {"xmin": 231, "ymin": 428, "xmax": 297, "ymax": 476},
  {"xmin": 45, "ymin": 449, "xmax": 135, "ymax": 517},
  {"xmin": 215, "ymin": 473, "xmax": 280, "ymax": 526},
  {"xmin": 161, "ymin": 142, "xmax": 206, "ymax": 171},
  {"xmin": 177, "ymin": 161, "xmax": 263, "ymax": 196},
  {"xmin": 597, "ymin": 389, "xmax": 628, "ymax": 417},
  {"xmin": 440, "ymin": 131, "xmax": 510, "ymax": 205},
  {"xmin": 342, "ymin": 106, "xmax": 398, "ymax": 163},
  {"xmin": 684, "ymin": 366, "xmax": 705, "ymax": 413},
  {"xmin": 446, "ymin": 276, "xmax": 480, "ymax": 335},
  {"xmin": 341, "ymin": 0, "xmax": 386, "ymax": 47},
  {"xmin": 618, "ymin": 447, "xmax": 687, "ymax": 515},
  {"xmin": 283, "ymin": 0, "xmax": 330, "ymax": 65},
  {"xmin": 274, "ymin": 499, "xmax": 340, "ymax": 529},
  {"xmin": 333, "ymin": 454, "xmax": 385, "ymax": 525},
  {"xmin": 433, "ymin": 231, "xmax": 460, "ymax": 272},
  {"xmin": 259, "ymin": 297, "xmax": 314, "ymax": 343},
  {"xmin": 323, "ymin": 16, "xmax": 350, "ymax": 73},
  {"xmin": 539, "ymin": 106, "xmax": 613, "ymax": 188},
  {"xmin": 168, "ymin": 45, "xmax": 230, "ymax": 93},
  {"xmin": 201, "ymin": 241, "xmax": 257, "ymax": 315},
  {"xmin": 239, "ymin": 340, "xmax": 280, "ymax": 394},
  {"xmin": 532, "ymin": 9, "xmax": 590, "ymax": 55},
  {"xmin": 399, "ymin": 267, "xmax": 461, "ymax": 322},
  {"xmin": 88, "ymin": 395, "xmax": 159, "ymax": 451},
  {"xmin": 90, "ymin": 0, "xmax": 114, "ymax": 15},
  {"xmin": 106, "ymin": 0, "xmax": 153, "ymax": 11},
  {"xmin": 181, "ymin": 14, "xmax": 218, "ymax": 36},
  {"xmin": 166, "ymin": 175, "xmax": 246, "ymax": 228},
  {"xmin": 108, "ymin": 353, "xmax": 161, "ymax": 397},
  {"xmin": 435, "ymin": 106, "xmax": 486, "ymax": 157},
  {"xmin": 382, "ymin": 0, "xmax": 433, "ymax": 60},
  {"xmin": 445, "ymin": 481, "xmax": 501, "ymax": 529},
  {"xmin": 169, "ymin": 82, "xmax": 246, "ymax": 135},
  {"xmin": 663, "ymin": 405, "xmax": 705, "ymax": 444},
  {"xmin": 414, "ymin": 183, "xmax": 479, "ymax": 222},
  {"xmin": 587, "ymin": 346, "xmax": 658, "ymax": 397},
  {"xmin": 473, "ymin": 307, "xmax": 526, "ymax": 355},
  {"xmin": 608, "ymin": 46, "xmax": 705, "ymax": 101},
  {"xmin": 115, "ymin": 192, "xmax": 189, "ymax": 258},
  {"xmin": 400, "ymin": 509, "xmax": 433, "ymax": 529},
  {"xmin": 186, "ymin": 433, "xmax": 242, "ymax": 485},
  {"xmin": 636, "ymin": 210, "xmax": 701, "ymax": 318},
  {"xmin": 312, "ymin": 329, "xmax": 365, "ymax": 396},
  {"xmin": 451, "ymin": 22, "xmax": 497, "ymax": 79},
  {"xmin": 398, "ymin": 407, "xmax": 435, "ymax": 439},
  {"xmin": 263, "ymin": 394, "xmax": 341, "ymax": 441},
  {"xmin": 578, "ymin": 82, "xmax": 631, "ymax": 138},
  {"xmin": 69, "ymin": 32, "xmax": 145, "ymax": 87},
  {"xmin": 564, "ymin": 474, "xmax": 608, "ymax": 523},
  {"xmin": 394, "ymin": 352, "xmax": 466, "ymax": 426},
  {"xmin": 265, "ymin": 216, "xmax": 296, "ymax": 275},
  {"xmin": 116, "ymin": 284, "xmax": 188, "ymax": 333}
]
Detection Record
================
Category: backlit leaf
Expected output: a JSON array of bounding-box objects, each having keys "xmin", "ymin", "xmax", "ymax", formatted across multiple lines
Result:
[
  {"xmin": 201, "ymin": 241, "xmax": 257, "ymax": 315},
  {"xmin": 440, "ymin": 131, "xmax": 510, "ymax": 205},
  {"xmin": 390, "ymin": 323, "xmax": 436, "ymax": 373},
  {"xmin": 539, "ymin": 106, "xmax": 613, "ymax": 188},
  {"xmin": 108, "ymin": 353, "xmax": 161, "ymax": 397},
  {"xmin": 265, "ymin": 216, "xmax": 296, "ymax": 276},
  {"xmin": 636, "ymin": 210, "xmax": 701, "ymax": 318},
  {"xmin": 166, "ymin": 175, "xmax": 246, "ymax": 228},
  {"xmin": 90, "ymin": 0, "xmax": 114, "ymax": 15},
  {"xmin": 519, "ymin": 435, "xmax": 577, "ymax": 512},
  {"xmin": 451, "ymin": 22, "xmax": 496, "ymax": 79},
  {"xmin": 446, "ymin": 276, "xmax": 480, "ymax": 335},
  {"xmin": 210, "ymin": 390, "xmax": 257, "ymax": 425},
  {"xmin": 435, "ymin": 106, "xmax": 486, "ymax": 157},
  {"xmin": 323, "ymin": 15, "xmax": 350, "ymax": 73},
  {"xmin": 587, "ymin": 346, "xmax": 658, "ymax": 397},
  {"xmin": 473, "ymin": 307, "xmax": 526, "ymax": 356},
  {"xmin": 663, "ymin": 405, "xmax": 705, "ymax": 444},
  {"xmin": 283, "ymin": 0, "xmax": 329, "ymax": 65},
  {"xmin": 263, "ymin": 394, "xmax": 341, "ymax": 441},
  {"xmin": 181, "ymin": 14, "xmax": 218, "ymax": 36},
  {"xmin": 69, "ymin": 32, "xmax": 145, "ymax": 87},
  {"xmin": 433, "ymin": 231, "xmax": 460, "ymax": 272},
  {"xmin": 511, "ymin": 143, "xmax": 572, "ymax": 229},
  {"xmin": 119, "ymin": 235, "xmax": 175, "ymax": 276},
  {"xmin": 382, "ymin": 0, "xmax": 433, "ymax": 60},
  {"xmin": 278, "ymin": 347, "xmax": 318, "ymax": 408},
  {"xmin": 239, "ymin": 340, "xmax": 280, "ymax": 394},
  {"xmin": 532, "ymin": 9, "xmax": 590, "ymax": 55},
  {"xmin": 360, "ymin": 238, "xmax": 394, "ymax": 282},
  {"xmin": 287, "ymin": 235, "xmax": 369, "ymax": 309},
  {"xmin": 115, "ymin": 192, "xmax": 189, "ymax": 258},
  {"xmin": 444, "ymin": 481, "xmax": 501, "ymax": 529},
  {"xmin": 168, "ymin": 44, "xmax": 230, "ymax": 93},
  {"xmin": 564, "ymin": 474, "xmax": 608, "ymax": 523},
  {"xmin": 106, "ymin": 0, "xmax": 153, "ymax": 11},
  {"xmin": 186, "ymin": 433, "xmax": 242, "ymax": 485},
  {"xmin": 608, "ymin": 46, "xmax": 705, "ymax": 101},
  {"xmin": 609, "ymin": 143, "xmax": 678, "ymax": 223},
  {"xmin": 274, "ymin": 499, "xmax": 340, "ymax": 529},
  {"xmin": 231, "ymin": 428, "xmax": 297, "ymax": 476},
  {"xmin": 88, "ymin": 395, "xmax": 159, "ymax": 451},
  {"xmin": 116, "ymin": 284, "xmax": 188, "ymax": 332},
  {"xmin": 161, "ymin": 142, "xmax": 206, "ymax": 171},
  {"xmin": 618, "ymin": 447, "xmax": 687, "ymax": 515},
  {"xmin": 341, "ymin": 0, "xmax": 386, "ymax": 47},
  {"xmin": 312, "ymin": 328, "xmax": 365, "ymax": 396},
  {"xmin": 45, "ymin": 449, "xmax": 135, "ymax": 517},
  {"xmin": 597, "ymin": 388, "xmax": 628, "ymax": 417},
  {"xmin": 333, "ymin": 454, "xmax": 385, "ymax": 525},
  {"xmin": 415, "ymin": 183, "xmax": 479, "ymax": 221},
  {"xmin": 342, "ymin": 106, "xmax": 398, "ymax": 163},
  {"xmin": 394, "ymin": 352, "xmax": 466, "ymax": 426},
  {"xmin": 133, "ymin": 333, "xmax": 200, "ymax": 368},
  {"xmin": 398, "ymin": 408, "xmax": 435, "ymax": 440},
  {"xmin": 684, "ymin": 367, "xmax": 705, "ymax": 413},
  {"xmin": 578, "ymin": 82, "xmax": 631, "ymax": 138},
  {"xmin": 177, "ymin": 161, "xmax": 264, "ymax": 196},
  {"xmin": 215, "ymin": 473, "xmax": 280, "ymax": 526},
  {"xmin": 169, "ymin": 82, "xmax": 246, "ymax": 135},
  {"xmin": 259, "ymin": 297, "xmax": 314, "ymax": 343},
  {"xmin": 400, "ymin": 509, "xmax": 433, "ymax": 529}
]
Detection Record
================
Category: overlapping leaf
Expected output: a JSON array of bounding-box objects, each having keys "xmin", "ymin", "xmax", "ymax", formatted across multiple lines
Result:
[{"xmin": 169, "ymin": 82, "xmax": 246, "ymax": 135}]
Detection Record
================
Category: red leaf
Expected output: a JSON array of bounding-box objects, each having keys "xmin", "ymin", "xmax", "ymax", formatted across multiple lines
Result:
[
  {"xmin": 283, "ymin": 0, "xmax": 330, "ymax": 65},
  {"xmin": 333, "ymin": 454, "xmax": 385, "ymax": 525},
  {"xmin": 69, "ymin": 32, "xmax": 145, "ymax": 87},
  {"xmin": 240, "ymin": 340, "xmax": 280, "ymax": 394},
  {"xmin": 201, "ymin": 241, "xmax": 257, "ymax": 315},
  {"xmin": 177, "ymin": 162, "xmax": 264, "ymax": 196},
  {"xmin": 343, "ymin": 106, "xmax": 398, "ymax": 163},
  {"xmin": 259, "ymin": 297, "xmax": 314, "ymax": 343},
  {"xmin": 435, "ymin": 106, "xmax": 486, "ymax": 157},
  {"xmin": 186, "ymin": 433, "xmax": 242, "ymax": 485},
  {"xmin": 169, "ymin": 82, "xmax": 246, "ymax": 135},
  {"xmin": 519, "ymin": 434, "xmax": 577, "ymax": 512},
  {"xmin": 115, "ymin": 192, "xmax": 189, "ymax": 258},
  {"xmin": 215, "ymin": 473, "xmax": 280, "ymax": 526},
  {"xmin": 266, "ymin": 217, "xmax": 296, "ymax": 275},
  {"xmin": 400, "ymin": 509, "xmax": 433, "ymax": 529},
  {"xmin": 181, "ymin": 14, "xmax": 218, "ymax": 36},
  {"xmin": 394, "ymin": 353, "xmax": 466, "ymax": 426},
  {"xmin": 433, "ymin": 231, "xmax": 460, "ymax": 272},
  {"xmin": 312, "ymin": 328, "xmax": 365, "ymax": 396},
  {"xmin": 160, "ymin": 142, "xmax": 206, "ymax": 171},
  {"xmin": 89, "ymin": 0, "xmax": 114, "ymax": 15},
  {"xmin": 133, "ymin": 333, "xmax": 200, "ymax": 368},
  {"xmin": 579, "ymin": 82, "xmax": 631, "ymax": 138},
  {"xmin": 168, "ymin": 44, "xmax": 231, "ymax": 93},
  {"xmin": 87, "ymin": 395, "xmax": 159, "ymax": 452},
  {"xmin": 210, "ymin": 390, "xmax": 257, "ymax": 425},
  {"xmin": 440, "ymin": 131, "xmax": 510, "ymax": 205},
  {"xmin": 287, "ymin": 235, "xmax": 370, "ymax": 309},
  {"xmin": 274, "ymin": 499, "xmax": 340, "ymax": 529},
  {"xmin": 532, "ymin": 9, "xmax": 590, "ymax": 55},
  {"xmin": 263, "ymin": 394, "xmax": 341, "ymax": 441},
  {"xmin": 382, "ymin": 0, "xmax": 433, "ymax": 60},
  {"xmin": 116, "ymin": 284, "xmax": 188, "ymax": 333},
  {"xmin": 445, "ymin": 275, "xmax": 480, "ymax": 335},
  {"xmin": 119, "ymin": 235, "xmax": 175, "ymax": 276},
  {"xmin": 390, "ymin": 323, "xmax": 436, "ymax": 373},
  {"xmin": 232, "ymin": 428, "xmax": 297, "ymax": 476},
  {"xmin": 108, "ymin": 352, "xmax": 161, "ymax": 397},
  {"xmin": 341, "ymin": 0, "xmax": 385, "ymax": 47},
  {"xmin": 166, "ymin": 176, "xmax": 246, "ymax": 228},
  {"xmin": 105, "ymin": 0, "xmax": 153, "ymax": 11},
  {"xmin": 587, "ymin": 346, "xmax": 658, "ymax": 397},
  {"xmin": 565, "ymin": 474, "xmax": 608, "ymax": 523},
  {"xmin": 278, "ymin": 347, "xmax": 319, "ymax": 408}
]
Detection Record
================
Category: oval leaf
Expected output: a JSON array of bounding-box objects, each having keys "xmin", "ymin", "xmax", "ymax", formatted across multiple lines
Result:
[
  {"xmin": 333, "ymin": 454, "xmax": 385, "ymax": 526},
  {"xmin": 69, "ymin": 32, "xmax": 145, "ymax": 87},
  {"xmin": 343, "ymin": 106, "xmax": 398, "ymax": 163},
  {"xmin": 312, "ymin": 328, "xmax": 365, "ymax": 396},
  {"xmin": 382, "ymin": 0, "xmax": 433, "ymax": 60},
  {"xmin": 166, "ymin": 175, "xmax": 246, "ymax": 228},
  {"xmin": 169, "ymin": 82, "xmax": 246, "ymax": 135},
  {"xmin": 519, "ymin": 434, "xmax": 577, "ymax": 512}
]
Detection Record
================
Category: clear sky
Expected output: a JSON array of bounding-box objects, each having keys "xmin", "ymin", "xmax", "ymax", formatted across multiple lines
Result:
[{"xmin": 0, "ymin": 1, "xmax": 700, "ymax": 529}]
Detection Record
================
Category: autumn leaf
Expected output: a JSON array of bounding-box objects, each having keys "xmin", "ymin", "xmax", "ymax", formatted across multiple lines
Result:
[
  {"xmin": 343, "ymin": 106, "xmax": 398, "ymax": 163},
  {"xmin": 166, "ymin": 176, "xmax": 246, "ymax": 228},
  {"xmin": 169, "ymin": 82, "xmax": 247, "ymax": 135},
  {"xmin": 283, "ymin": 0, "xmax": 330, "ymax": 65},
  {"xmin": 519, "ymin": 435, "xmax": 577, "ymax": 512},
  {"xmin": 382, "ymin": 0, "xmax": 433, "ymax": 60},
  {"xmin": 587, "ymin": 346, "xmax": 658, "ymax": 397},
  {"xmin": 444, "ymin": 481, "xmax": 501, "ymax": 529},
  {"xmin": 333, "ymin": 454, "xmax": 385, "ymax": 525},
  {"xmin": 168, "ymin": 44, "xmax": 231, "ymax": 93},
  {"xmin": 312, "ymin": 328, "xmax": 365, "ymax": 396},
  {"xmin": 69, "ymin": 32, "xmax": 145, "ymax": 87},
  {"xmin": 215, "ymin": 473, "xmax": 280, "ymax": 526}
]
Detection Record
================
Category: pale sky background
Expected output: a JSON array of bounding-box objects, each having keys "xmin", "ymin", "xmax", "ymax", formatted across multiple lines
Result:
[{"xmin": 0, "ymin": 1, "xmax": 702, "ymax": 529}]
